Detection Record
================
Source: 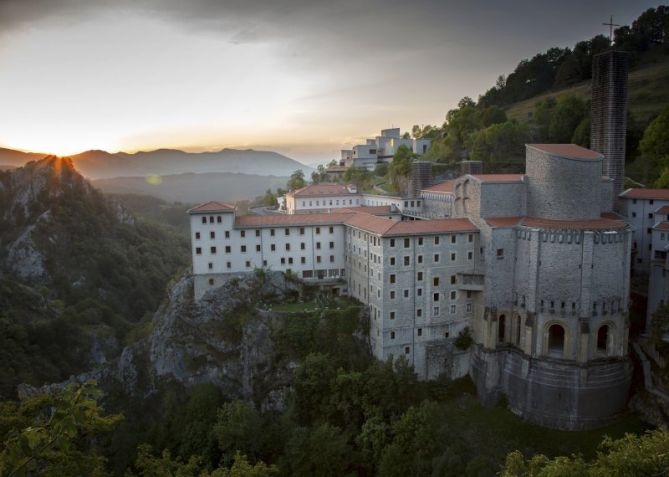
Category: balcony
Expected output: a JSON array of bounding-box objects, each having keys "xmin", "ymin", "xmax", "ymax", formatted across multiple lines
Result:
[{"xmin": 457, "ymin": 272, "xmax": 484, "ymax": 291}]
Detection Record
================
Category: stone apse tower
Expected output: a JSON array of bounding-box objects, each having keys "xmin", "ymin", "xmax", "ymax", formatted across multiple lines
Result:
[
  {"xmin": 461, "ymin": 144, "xmax": 633, "ymax": 430},
  {"xmin": 590, "ymin": 50, "xmax": 629, "ymax": 210}
]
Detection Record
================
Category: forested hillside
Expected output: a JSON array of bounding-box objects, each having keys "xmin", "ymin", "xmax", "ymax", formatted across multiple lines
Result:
[
  {"xmin": 0, "ymin": 157, "xmax": 189, "ymax": 397},
  {"xmin": 414, "ymin": 6, "xmax": 669, "ymax": 186}
]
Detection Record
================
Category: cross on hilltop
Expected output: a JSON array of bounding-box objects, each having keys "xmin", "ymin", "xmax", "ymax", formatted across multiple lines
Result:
[{"xmin": 603, "ymin": 15, "xmax": 620, "ymax": 43}]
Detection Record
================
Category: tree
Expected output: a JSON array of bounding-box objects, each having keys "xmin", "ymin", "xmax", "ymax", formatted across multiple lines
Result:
[
  {"xmin": 389, "ymin": 145, "xmax": 415, "ymax": 193},
  {"xmin": 343, "ymin": 166, "xmax": 372, "ymax": 190},
  {"xmin": 638, "ymin": 107, "xmax": 669, "ymax": 185},
  {"xmin": 213, "ymin": 401, "xmax": 264, "ymax": 467},
  {"xmin": 282, "ymin": 424, "xmax": 351, "ymax": 477},
  {"xmin": 311, "ymin": 165, "xmax": 327, "ymax": 184},
  {"xmin": 548, "ymin": 95, "xmax": 587, "ymax": 143},
  {"xmin": 468, "ymin": 121, "xmax": 530, "ymax": 168},
  {"xmin": 287, "ymin": 170, "xmax": 306, "ymax": 191},
  {"xmin": 0, "ymin": 381, "xmax": 122, "ymax": 477},
  {"xmin": 500, "ymin": 429, "xmax": 669, "ymax": 477},
  {"xmin": 374, "ymin": 163, "xmax": 389, "ymax": 177}
]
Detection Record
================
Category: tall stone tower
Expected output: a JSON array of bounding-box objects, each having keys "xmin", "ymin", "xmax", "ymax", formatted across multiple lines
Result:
[{"xmin": 590, "ymin": 50, "xmax": 629, "ymax": 210}]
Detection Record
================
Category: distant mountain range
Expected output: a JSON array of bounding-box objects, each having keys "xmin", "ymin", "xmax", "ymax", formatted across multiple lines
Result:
[
  {"xmin": 0, "ymin": 147, "xmax": 312, "ymax": 180},
  {"xmin": 93, "ymin": 172, "xmax": 288, "ymax": 203}
]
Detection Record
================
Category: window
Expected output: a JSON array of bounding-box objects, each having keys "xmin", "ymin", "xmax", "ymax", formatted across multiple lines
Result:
[
  {"xmin": 208, "ymin": 262, "xmax": 213, "ymax": 270},
  {"xmin": 256, "ymin": 244, "xmax": 261, "ymax": 252},
  {"xmin": 451, "ymin": 235, "xmax": 456, "ymax": 244},
  {"xmin": 286, "ymin": 243, "xmax": 291, "ymax": 251},
  {"xmin": 301, "ymin": 242, "xmax": 306, "ymax": 250},
  {"xmin": 255, "ymin": 230, "xmax": 260, "ymax": 237},
  {"xmin": 417, "ymin": 288, "xmax": 422, "ymax": 296},
  {"xmin": 417, "ymin": 272, "xmax": 423, "ymax": 281},
  {"xmin": 281, "ymin": 258, "xmax": 286, "ymax": 265},
  {"xmin": 434, "ymin": 253, "xmax": 440, "ymax": 263},
  {"xmin": 449, "ymin": 304, "xmax": 456, "ymax": 314},
  {"xmin": 301, "ymin": 257, "xmax": 306, "ymax": 264},
  {"xmin": 404, "ymin": 238, "xmax": 410, "ymax": 248},
  {"xmin": 468, "ymin": 234, "xmax": 473, "ymax": 243},
  {"xmin": 450, "ymin": 252, "xmax": 456, "ymax": 261},
  {"xmin": 433, "ymin": 277, "xmax": 440, "ymax": 286},
  {"xmin": 196, "ymin": 247, "xmax": 202, "ymax": 255},
  {"xmin": 316, "ymin": 227, "xmax": 321, "ymax": 234},
  {"xmin": 225, "ymin": 246, "xmax": 231, "ymax": 253},
  {"xmin": 404, "ymin": 346, "xmax": 410, "ymax": 354},
  {"xmin": 417, "ymin": 328, "xmax": 422, "ymax": 336},
  {"xmin": 300, "ymin": 227, "xmax": 305, "ymax": 235},
  {"xmin": 330, "ymin": 241, "xmax": 334, "ymax": 249},
  {"xmin": 390, "ymin": 312, "xmax": 395, "ymax": 320},
  {"xmin": 208, "ymin": 278, "xmax": 214, "ymax": 285},
  {"xmin": 225, "ymin": 231, "xmax": 230, "ymax": 238},
  {"xmin": 433, "ymin": 293, "xmax": 439, "ymax": 302},
  {"xmin": 434, "ymin": 236, "xmax": 440, "ymax": 245},
  {"xmin": 316, "ymin": 256, "xmax": 322, "ymax": 263},
  {"xmin": 316, "ymin": 242, "xmax": 321, "ymax": 249},
  {"xmin": 450, "ymin": 291, "xmax": 456, "ymax": 300},
  {"xmin": 390, "ymin": 331, "xmax": 396, "ymax": 339},
  {"xmin": 404, "ymin": 256, "xmax": 410, "ymax": 266},
  {"xmin": 217, "ymin": 216, "xmax": 222, "ymax": 223},
  {"xmin": 418, "ymin": 255, "xmax": 423, "ymax": 264},
  {"xmin": 240, "ymin": 245, "xmax": 246, "ymax": 253},
  {"xmin": 390, "ymin": 257, "xmax": 396, "ymax": 266},
  {"xmin": 632, "ymin": 212, "xmax": 636, "ymax": 218},
  {"xmin": 195, "ymin": 232, "xmax": 200, "ymax": 239},
  {"xmin": 468, "ymin": 251, "xmax": 473, "ymax": 260},
  {"xmin": 226, "ymin": 261, "xmax": 231, "ymax": 269},
  {"xmin": 496, "ymin": 248, "xmax": 504, "ymax": 258},
  {"xmin": 418, "ymin": 237, "xmax": 423, "ymax": 245},
  {"xmin": 451, "ymin": 275, "xmax": 456, "ymax": 284},
  {"xmin": 245, "ymin": 260, "xmax": 251, "ymax": 268},
  {"xmin": 390, "ymin": 239, "xmax": 396, "ymax": 247},
  {"xmin": 330, "ymin": 255, "xmax": 335, "ymax": 263},
  {"xmin": 285, "ymin": 228, "xmax": 290, "ymax": 236},
  {"xmin": 209, "ymin": 216, "xmax": 214, "ymax": 223},
  {"xmin": 466, "ymin": 303, "xmax": 472, "ymax": 312},
  {"xmin": 210, "ymin": 246, "xmax": 217, "ymax": 254},
  {"xmin": 390, "ymin": 274, "xmax": 396, "ymax": 284},
  {"xmin": 404, "ymin": 289, "xmax": 409, "ymax": 298},
  {"xmin": 240, "ymin": 230, "xmax": 245, "ymax": 238},
  {"xmin": 270, "ymin": 229, "xmax": 275, "ymax": 236},
  {"xmin": 201, "ymin": 217, "xmax": 206, "ymax": 224},
  {"xmin": 417, "ymin": 309, "xmax": 422, "ymax": 317},
  {"xmin": 390, "ymin": 291, "xmax": 396, "ymax": 299},
  {"xmin": 271, "ymin": 244, "xmax": 276, "ymax": 251},
  {"xmin": 434, "ymin": 306, "xmax": 441, "ymax": 316},
  {"xmin": 329, "ymin": 226, "xmax": 334, "ymax": 233}
]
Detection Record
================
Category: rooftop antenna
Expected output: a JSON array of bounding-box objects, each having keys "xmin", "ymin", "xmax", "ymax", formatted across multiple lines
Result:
[{"xmin": 603, "ymin": 15, "xmax": 620, "ymax": 45}]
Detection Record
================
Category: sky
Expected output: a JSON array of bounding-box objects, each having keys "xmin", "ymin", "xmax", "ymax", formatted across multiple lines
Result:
[{"xmin": 0, "ymin": 0, "xmax": 663, "ymax": 164}]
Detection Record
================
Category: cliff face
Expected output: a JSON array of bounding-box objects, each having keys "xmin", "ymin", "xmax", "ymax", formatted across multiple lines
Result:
[{"xmin": 115, "ymin": 272, "xmax": 301, "ymax": 409}]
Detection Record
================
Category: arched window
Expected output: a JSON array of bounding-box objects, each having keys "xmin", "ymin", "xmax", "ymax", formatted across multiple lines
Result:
[
  {"xmin": 597, "ymin": 325, "xmax": 609, "ymax": 354},
  {"xmin": 548, "ymin": 324, "xmax": 565, "ymax": 356},
  {"xmin": 498, "ymin": 315, "xmax": 506, "ymax": 344}
]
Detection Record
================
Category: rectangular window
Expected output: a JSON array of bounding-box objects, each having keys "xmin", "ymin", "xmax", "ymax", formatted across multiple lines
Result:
[
  {"xmin": 217, "ymin": 216, "xmax": 222, "ymax": 223},
  {"xmin": 301, "ymin": 257, "xmax": 306, "ymax": 264},
  {"xmin": 225, "ymin": 246, "xmax": 231, "ymax": 253},
  {"xmin": 496, "ymin": 248, "xmax": 504, "ymax": 258},
  {"xmin": 466, "ymin": 303, "xmax": 472, "ymax": 312},
  {"xmin": 451, "ymin": 275, "xmax": 456, "ymax": 284},
  {"xmin": 390, "ymin": 331, "xmax": 396, "ymax": 339},
  {"xmin": 404, "ymin": 289, "xmax": 409, "ymax": 298},
  {"xmin": 316, "ymin": 242, "xmax": 321, "ymax": 249},
  {"xmin": 330, "ymin": 241, "xmax": 334, "ymax": 249},
  {"xmin": 226, "ymin": 261, "xmax": 231, "ymax": 269},
  {"xmin": 390, "ymin": 291, "xmax": 396, "ymax": 299},
  {"xmin": 418, "ymin": 237, "xmax": 423, "ymax": 245},
  {"xmin": 281, "ymin": 258, "xmax": 286, "ymax": 265},
  {"xmin": 417, "ymin": 255, "xmax": 423, "ymax": 264},
  {"xmin": 434, "ymin": 253, "xmax": 440, "ymax": 263},
  {"xmin": 316, "ymin": 227, "xmax": 321, "ymax": 234},
  {"xmin": 240, "ymin": 245, "xmax": 246, "ymax": 253},
  {"xmin": 417, "ymin": 272, "xmax": 423, "ymax": 281},
  {"xmin": 450, "ymin": 290, "xmax": 456, "ymax": 300},
  {"xmin": 286, "ymin": 243, "xmax": 290, "ymax": 251},
  {"xmin": 417, "ymin": 288, "xmax": 422, "ymax": 296},
  {"xmin": 201, "ymin": 217, "xmax": 206, "ymax": 224},
  {"xmin": 390, "ymin": 312, "xmax": 395, "ymax": 320},
  {"xmin": 433, "ymin": 292, "xmax": 439, "ymax": 302},
  {"xmin": 468, "ymin": 234, "xmax": 473, "ymax": 243},
  {"xmin": 240, "ymin": 230, "xmax": 245, "ymax": 238},
  {"xmin": 208, "ymin": 262, "xmax": 213, "ymax": 270},
  {"xmin": 390, "ymin": 274, "xmax": 396, "ymax": 284},
  {"xmin": 433, "ymin": 277, "xmax": 439, "ymax": 286},
  {"xmin": 450, "ymin": 252, "xmax": 456, "ymax": 261},
  {"xmin": 301, "ymin": 242, "xmax": 306, "ymax": 250},
  {"xmin": 329, "ymin": 226, "xmax": 334, "ymax": 233},
  {"xmin": 450, "ymin": 304, "xmax": 456, "ymax": 314},
  {"xmin": 225, "ymin": 231, "xmax": 230, "ymax": 239},
  {"xmin": 271, "ymin": 244, "xmax": 276, "ymax": 251},
  {"xmin": 417, "ymin": 328, "xmax": 422, "ymax": 336},
  {"xmin": 210, "ymin": 246, "xmax": 217, "ymax": 254},
  {"xmin": 451, "ymin": 235, "xmax": 456, "ymax": 244},
  {"xmin": 434, "ymin": 306, "xmax": 440, "ymax": 316},
  {"xmin": 330, "ymin": 255, "xmax": 335, "ymax": 263},
  {"xmin": 255, "ymin": 229, "xmax": 260, "ymax": 237},
  {"xmin": 256, "ymin": 244, "xmax": 261, "ymax": 252},
  {"xmin": 435, "ymin": 236, "xmax": 440, "ymax": 245},
  {"xmin": 404, "ymin": 238, "xmax": 410, "ymax": 248},
  {"xmin": 195, "ymin": 232, "xmax": 200, "ymax": 239},
  {"xmin": 300, "ymin": 227, "xmax": 305, "ymax": 235},
  {"xmin": 316, "ymin": 256, "xmax": 321, "ymax": 263},
  {"xmin": 271, "ymin": 229, "xmax": 275, "ymax": 236},
  {"xmin": 246, "ymin": 260, "xmax": 251, "ymax": 268},
  {"xmin": 196, "ymin": 247, "xmax": 202, "ymax": 255},
  {"xmin": 390, "ymin": 239, "xmax": 396, "ymax": 247},
  {"xmin": 404, "ymin": 256, "xmax": 410, "ymax": 266},
  {"xmin": 390, "ymin": 257, "xmax": 396, "ymax": 266},
  {"xmin": 468, "ymin": 251, "xmax": 473, "ymax": 260}
]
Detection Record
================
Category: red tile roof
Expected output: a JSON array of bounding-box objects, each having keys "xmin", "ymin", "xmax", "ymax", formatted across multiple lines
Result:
[
  {"xmin": 471, "ymin": 174, "xmax": 525, "ymax": 183},
  {"xmin": 621, "ymin": 188, "xmax": 669, "ymax": 200},
  {"xmin": 527, "ymin": 144, "xmax": 603, "ymax": 160},
  {"xmin": 289, "ymin": 183, "xmax": 358, "ymax": 197},
  {"xmin": 234, "ymin": 212, "xmax": 354, "ymax": 228},
  {"xmin": 655, "ymin": 206, "xmax": 669, "ymax": 215},
  {"xmin": 485, "ymin": 215, "xmax": 626, "ymax": 230},
  {"xmin": 654, "ymin": 222, "xmax": 669, "ymax": 231},
  {"xmin": 188, "ymin": 201, "xmax": 235, "ymax": 214},
  {"xmin": 421, "ymin": 180, "xmax": 454, "ymax": 194},
  {"xmin": 346, "ymin": 215, "xmax": 477, "ymax": 236}
]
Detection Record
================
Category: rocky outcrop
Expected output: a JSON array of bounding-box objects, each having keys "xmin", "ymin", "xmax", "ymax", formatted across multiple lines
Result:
[{"xmin": 115, "ymin": 272, "xmax": 302, "ymax": 408}]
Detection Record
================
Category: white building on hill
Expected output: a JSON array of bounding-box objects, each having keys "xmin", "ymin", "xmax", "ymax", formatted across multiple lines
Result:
[{"xmin": 343, "ymin": 128, "xmax": 431, "ymax": 171}]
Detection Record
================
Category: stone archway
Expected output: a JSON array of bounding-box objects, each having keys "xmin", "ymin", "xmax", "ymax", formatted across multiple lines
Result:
[{"xmin": 547, "ymin": 323, "xmax": 565, "ymax": 357}]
